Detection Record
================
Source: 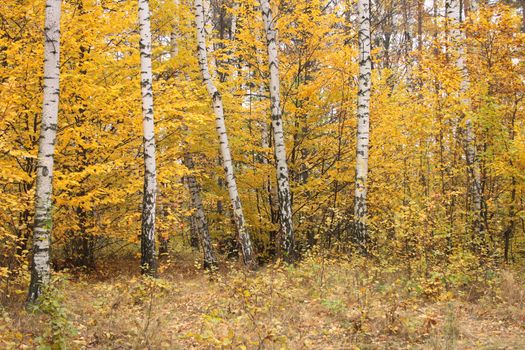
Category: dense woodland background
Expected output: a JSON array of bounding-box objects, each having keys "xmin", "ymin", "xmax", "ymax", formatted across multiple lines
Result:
[{"xmin": 1, "ymin": 0, "xmax": 525, "ymax": 348}]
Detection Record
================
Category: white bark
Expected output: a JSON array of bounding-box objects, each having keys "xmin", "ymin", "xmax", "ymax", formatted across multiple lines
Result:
[
  {"xmin": 28, "ymin": 0, "xmax": 62, "ymax": 303},
  {"xmin": 260, "ymin": 0, "xmax": 295, "ymax": 262},
  {"xmin": 194, "ymin": 0, "xmax": 255, "ymax": 267},
  {"xmin": 446, "ymin": 0, "xmax": 484, "ymax": 240},
  {"xmin": 355, "ymin": 0, "xmax": 371, "ymax": 248},
  {"xmin": 230, "ymin": 2, "xmax": 238, "ymax": 41},
  {"xmin": 203, "ymin": 0, "xmax": 218, "ymax": 80},
  {"xmin": 139, "ymin": 0, "xmax": 158, "ymax": 276},
  {"xmin": 183, "ymin": 153, "xmax": 217, "ymax": 269},
  {"xmin": 170, "ymin": 0, "xmax": 180, "ymax": 57}
]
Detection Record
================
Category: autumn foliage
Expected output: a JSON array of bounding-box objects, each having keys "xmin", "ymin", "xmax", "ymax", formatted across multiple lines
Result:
[{"xmin": 1, "ymin": 0, "xmax": 525, "ymax": 348}]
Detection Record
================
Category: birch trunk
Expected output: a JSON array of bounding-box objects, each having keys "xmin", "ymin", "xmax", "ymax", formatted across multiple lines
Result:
[
  {"xmin": 183, "ymin": 153, "xmax": 218, "ymax": 269},
  {"xmin": 417, "ymin": 0, "xmax": 423, "ymax": 52},
  {"xmin": 446, "ymin": 0, "xmax": 484, "ymax": 243},
  {"xmin": 194, "ymin": 0, "xmax": 255, "ymax": 267},
  {"xmin": 354, "ymin": 0, "xmax": 371, "ymax": 249},
  {"xmin": 138, "ymin": 0, "xmax": 158, "ymax": 276},
  {"xmin": 260, "ymin": 0, "xmax": 295, "ymax": 262},
  {"xmin": 170, "ymin": 0, "xmax": 180, "ymax": 57},
  {"xmin": 203, "ymin": 0, "xmax": 218, "ymax": 81},
  {"xmin": 27, "ymin": 0, "xmax": 62, "ymax": 303},
  {"xmin": 230, "ymin": 2, "xmax": 238, "ymax": 41}
]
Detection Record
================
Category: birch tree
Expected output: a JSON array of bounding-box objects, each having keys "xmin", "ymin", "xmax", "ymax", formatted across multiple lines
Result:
[
  {"xmin": 446, "ymin": 0, "xmax": 484, "ymax": 244},
  {"xmin": 260, "ymin": 0, "xmax": 295, "ymax": 262},
  {"xmin": 138, "ymin": 0, "xmax": 158, "ymax": 276},
  {"xmin": 27, "ymin": 0, "xmax": 62, "ymax": 303},
  {"xmin": 194, "ymin": 0, "xmax": 255, "ymax": 267},
  {"xmin": 170, "ymin": 0, "xmax": 180, "ymax": 57},
  {"xmin": 183, "ymin": 153, "xmax": 217, "ymax": 269},
  {"xmin": 354, "ymin": 0, "xmax": 371, "ymax": 249}
]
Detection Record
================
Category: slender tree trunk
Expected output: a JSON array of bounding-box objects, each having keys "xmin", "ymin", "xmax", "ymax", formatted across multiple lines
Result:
[
  {"xmin": 260, "ymin": 0, "xmax": 295, "ymax": 262},
  {"xmin": 138, "ymin": 0, "xmax": 158, "ymax": 276},
  {"xmin": 522, "ymin": 0, "xmax": 525, "ymax": 33},
  {"xmin": 161, "ymin": 1, "xmax": 182, "ymax": 254},
  {"xmin": 446, "ymin": 0, "xmax": 484, "ymax": 248},
  {"xmin": 27, "ymin": 0, "xmax": 62, "ymax": 303},
  {"xmin": 203, "ymin": 0, "xmax": 218, "ymax": 80},
  {"xmin": 183, "ymin": 153, "xmax": 218, "ymax": 269},
  {"xmin": 158, "ymin": 184, "xmax": 170, "ymax": 256},
  {"xmin": 417, "ymin": 0, "xmax": 423, "ymax": 52},
  {"xmin": 354, "ymin": 0, "xmax": 371, "ymax": 250},
  {"xmin": 170, "ymin": 0, "xmax": 180, "ymax": 57},
  {"xmin": 505, "ymin": 177, "xmax": 516, "ymax": 263},
  {"xmin": 505, "ymin": 105, "xmax": 518, "ymax": 263},
  {"xmin": 261, "ymin": 118, "xmax": 279, "ymax": 256},
  {"xmin": 230, "ymin": 1, "xmax": 238, "ymax": 41},
  {"xmin": 194, "ymin": 0, "xmax": 255, "ymax": 267}
]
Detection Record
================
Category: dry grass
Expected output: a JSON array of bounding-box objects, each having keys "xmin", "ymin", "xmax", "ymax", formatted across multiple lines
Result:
[{"xmin": 1, "ymin": 252, "xmax": 524, "ymax": 349}]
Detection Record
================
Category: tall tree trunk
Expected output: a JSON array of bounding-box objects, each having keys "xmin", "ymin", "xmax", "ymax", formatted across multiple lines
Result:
[
  {"xmin": 183, "ymin": 153, "xmax": 218, "ymax": 269},
  {"xmin": 138, "ymin": 0, "xmax": 158, "ymax": 276},
  {"xmin": 504, "ymin": 103, "xmax": 518, "ymax": 263},
  {"xmin": 505, "ymin": 177, "xmax": 516, "ymax": 263},
  {"xmin": 261, "ymin": 118, "xmax": 279, "ymax": 257},
  {"xmin": 158, "ymin": 184, "xmax": 170, "ymax": 256},
  {"xmin": 27, "ymin": 0, "xmax": 62, "ymax": 303},
  {"xmin": 188, "ymin": 214, "xmax": 200, "ymax": 249},
  {"xmin": 417, "ymin": 0, "xmax": 423, "ymax": 52},
  {"xmin": 170, "ymin": 0, "xmax": 180, "ymax": 57},
  {"xmin": 446, "ymin": 0, "xmax": 484, "ymax": 248},
  {"xmin": 354, "ymin": 0, "xmax": 371, "ymax": 250},
  {"xmin": 522, "ymin": 0, "xmax": 525, "ymax": 33},
  {"xmin": 203, "ymin": 0, "xmax": 218, "ymax": 81},
  {"xmin": 260, "ymin": 0, "xmax": 295, "ymax": 262},
  {"xmin": 194, "ymin": 0, "xmax": 255, "ymax": 267},
  {"xmin": 230, "ymin": 1, "xmax": 238, "ymax": 41}
]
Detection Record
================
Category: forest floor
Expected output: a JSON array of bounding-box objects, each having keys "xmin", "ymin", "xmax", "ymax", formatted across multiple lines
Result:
[{"xmin": 1, "ymin": 250, "xmax": 525, "ymax": 349}]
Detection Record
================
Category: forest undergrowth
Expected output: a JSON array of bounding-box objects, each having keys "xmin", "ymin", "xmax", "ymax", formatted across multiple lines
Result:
[{"xmin": 1, "ymin": 247, "xmax": 524, "ymax": 350}]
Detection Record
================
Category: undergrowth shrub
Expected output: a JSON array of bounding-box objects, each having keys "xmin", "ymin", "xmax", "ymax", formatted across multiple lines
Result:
[{"xmin": 28, "ymin": 275, "xmax": 77, "ymax": 350}]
